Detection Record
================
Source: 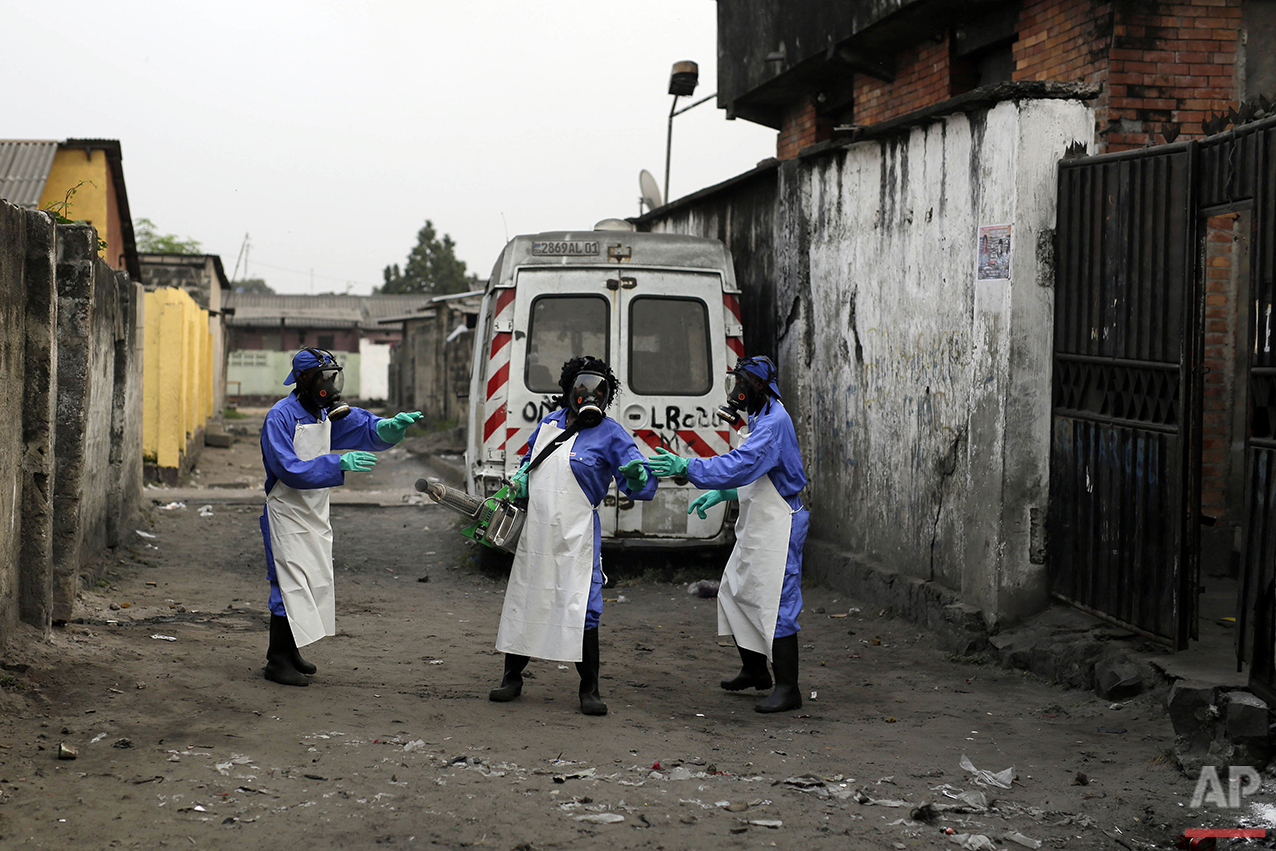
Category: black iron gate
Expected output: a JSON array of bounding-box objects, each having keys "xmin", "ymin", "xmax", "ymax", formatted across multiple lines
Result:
[
  {"xmin": 1218, "ymin": 118, "xmax": 1276, "ymax": 701},
  {"xmin": 1050, "ymin": 144, "xmax": 1200, "ymax": 649}
]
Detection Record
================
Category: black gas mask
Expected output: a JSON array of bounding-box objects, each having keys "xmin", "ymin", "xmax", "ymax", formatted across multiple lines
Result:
[
  {"xmin": 715, "ymin": 374, "xmax": 751, "ymax": 427},
  {"xmin": 299, "ymin": 349, "xmax": 350, "ymax": 421},
  {"xmin": 569, "ymin": 371, "xmax": 610, "ymax": 429}
]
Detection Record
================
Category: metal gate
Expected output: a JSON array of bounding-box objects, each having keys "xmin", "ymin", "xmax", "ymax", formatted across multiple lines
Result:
[
  {"xmin": 1049, "ymin": 144, "xmax": 1200, "ymax": 649},
  {"xmin": 1220, "ymin": 118, "xmax": 1276, "ymax": 701}
]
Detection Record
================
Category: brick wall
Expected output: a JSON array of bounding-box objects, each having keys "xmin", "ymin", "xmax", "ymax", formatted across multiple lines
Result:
[
  {"xmin": 777, "ymin": 95, "xmax": 835, "ymax": 160},
  {"xmin": 854, "ymin": 40, "xmax": 951, "ymax": 127},
  {"xmin": 771, "ymin": 0, "xmax": 1244, "ymax": 159},
  {"xmin": 1104, "ymin": 0, "xmax": 1241, "ymax": 150},
  {"xmin": 1201, "ymin": 213, "xmax": 1238, "ymax": 522}
]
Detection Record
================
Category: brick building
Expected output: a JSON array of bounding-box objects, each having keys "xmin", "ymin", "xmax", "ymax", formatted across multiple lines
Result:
[{"xmin": 717, "ymin": 0, "xmax": 1276, "ymax": 158}]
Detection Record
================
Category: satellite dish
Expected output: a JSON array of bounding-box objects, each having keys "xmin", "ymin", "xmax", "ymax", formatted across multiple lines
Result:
[{"xmin": 639, "ymin": 169, "xmax": 663, "ymax": 212}]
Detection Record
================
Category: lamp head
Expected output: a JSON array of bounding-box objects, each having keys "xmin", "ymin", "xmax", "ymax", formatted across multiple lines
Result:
[{"xmin": 668, "ymin": 60, "xmax": 699, "ymax": 97}]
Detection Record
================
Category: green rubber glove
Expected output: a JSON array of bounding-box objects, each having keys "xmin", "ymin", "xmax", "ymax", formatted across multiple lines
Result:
[
  {"xmin": 688, "ymin": 488, "xmax": 738, "ymax": 519},
  {"xmin": 509, "ymin": 463, "xmax": 530, "ymax": 499},
  {"xmin": 618, "ymin": 459, "xmax": 649, "ymax": 488},
  {"xmin": 339, "ymin": 451, "xmax": 377, "ymax": 472},
  {"xmin": 646, "ymin": 447, "xmax": 688, "ymax": 478},
  {"xmin": 376, "ymin": 411, "xmax": 424, "ymax": 444}
]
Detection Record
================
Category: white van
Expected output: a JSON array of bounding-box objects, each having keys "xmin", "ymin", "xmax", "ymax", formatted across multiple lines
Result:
[{"xmin": 465, "ymin": 224, "xmax": 744, "ymax": 549}]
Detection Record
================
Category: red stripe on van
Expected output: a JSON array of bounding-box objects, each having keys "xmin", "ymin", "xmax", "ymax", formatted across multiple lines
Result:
[
  {"xmin": 632, "ymin": 429, "xmax": 663, "ymax": 450},
  {"xmin": 483, "ymin": 409, "xmax": 505, "ymax": 443},
  {"xmin": 490, "ymin": 331, "xmax": 511, "ymax": 359},
  {"xmin": 486, "ymin": 361, "xmax": 509, "ymax": 399},
  {"xmin": 677, "ymin": 430, "xmax": 717, "ymax": 458},
  {"xmin": 723, "ymin": 293, "xmax": 741, "ymax": 320},
  {"xmin": 727, "ymin": 336, "xmax": 745, "ymax": 357},
  {"xmin": 495, "ymin": 287, "xmax": 516, "ymax": 316}
]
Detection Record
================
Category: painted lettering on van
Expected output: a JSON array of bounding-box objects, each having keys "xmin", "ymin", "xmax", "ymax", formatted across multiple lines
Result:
[
  {"xmin": 521, "ymin": 397, "xmax": 559, "ymax": 423},
  {"xmin": 651, "ymin": 406, "xmax": 715, "ymax": 429}
]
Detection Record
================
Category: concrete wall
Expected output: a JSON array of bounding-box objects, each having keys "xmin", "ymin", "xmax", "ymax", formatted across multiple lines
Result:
[
  {"xmin": 643, "ymin": 96, "xmax": 1093, "ymax": 626},
  {"xmin": 226, "ymin": 349, "xmax": 363, "ymax": 401},
  {"xmin": 388, "ymin": 300, "xmax": 477, "ymax": 424},
  {"xmin": 52, "ymin": 225, "xmax": 145, "ymax": 622},
  {"xmin": 359, "ymin": 338, "xmax": 391, "ymax": 403},
  {"xmin": 0, "ymin": 200, "xmax": 145, "ymax": 642},
  {"xmin": 142, "ymin": 287, "xmax": 214, "ymax": 482},
  {"xmin": 18, "ymin": 209, "xmax": 58, "ymax": 634},
  {"xmin": 0, "ymin": 200, "xmax": 29, "ymax": 642},
  {"xmin": 137, "ymin": 256, "xmax": 228, "ymax": 419}
]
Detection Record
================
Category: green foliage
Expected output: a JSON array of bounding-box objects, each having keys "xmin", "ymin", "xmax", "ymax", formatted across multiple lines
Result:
[
  {"xmin": 223, "ymin": 407, "xmax": 248, "ymax": 419},
  {"xmin": 378, "ymin": 219, "xmax": 471, "ymax": 296},
  {"xmin": 134, "ymin": 217, "xmax": 203, "ymax": 254},
  {"xmin": 44, "ymin": 181, "xmax": 107, "ymax": 252},
  {"xmin": 232, "ymin": 277, "xmax": 274, "ymax": 294}
]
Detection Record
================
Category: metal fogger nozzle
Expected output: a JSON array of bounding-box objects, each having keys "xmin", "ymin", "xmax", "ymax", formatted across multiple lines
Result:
[
  {"xmin": 415, "ymin": 478, "xmax": 484, "ymax": 518},
  {"xmin": 414, "ymin": 477, "xmax": 525, "ymax": 554}
]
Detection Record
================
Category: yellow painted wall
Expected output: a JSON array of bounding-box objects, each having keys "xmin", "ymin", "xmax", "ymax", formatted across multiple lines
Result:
[
  {"xmin": 143, "ymin": 287, "xmax": 212, "ymax": 472},
  {"xmin": 38, "ymin": 149, "xmax": 111, "ymax": 261}
]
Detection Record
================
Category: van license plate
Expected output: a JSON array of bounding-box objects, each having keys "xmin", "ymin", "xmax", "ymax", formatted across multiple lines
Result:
[{"xmin": 532, "ymin": 240, "xmax": 599, "ymax": 256}]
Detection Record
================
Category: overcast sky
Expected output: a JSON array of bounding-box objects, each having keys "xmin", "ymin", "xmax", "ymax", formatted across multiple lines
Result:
[{"xmin": 6, "ymin": 1, "xmax": 777, "ymax": 295}]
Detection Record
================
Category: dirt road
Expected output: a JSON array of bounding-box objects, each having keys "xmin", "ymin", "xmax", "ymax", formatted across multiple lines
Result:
[{"xmin": 0, "ymin": 414, "xmax": 1243, "ymax": 849}]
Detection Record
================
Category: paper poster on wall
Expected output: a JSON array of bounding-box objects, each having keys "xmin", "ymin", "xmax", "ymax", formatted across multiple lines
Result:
[{"xmin": 976, "ymin": 223, "xmax": 1012, "ymax": 281}]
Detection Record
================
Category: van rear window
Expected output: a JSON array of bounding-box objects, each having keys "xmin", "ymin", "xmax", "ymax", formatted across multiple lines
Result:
[
  {"xmin": 629, "ymin": 297, "xmax": 711, "ymax": 396},
  {"xmin": 525, "ymin": 295, "xmax": 609, "ymax": 392}
]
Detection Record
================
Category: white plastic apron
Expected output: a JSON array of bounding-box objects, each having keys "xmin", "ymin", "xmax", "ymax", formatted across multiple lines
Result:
[
  {"xmin": 717, "ymin": 472, "xmax": 795, "ymax": 661},
  {"xmin": 496, "ymin": 422, "xmax": 594, "ymax": 662},
  {"xmin": 266, "ymin": 419, "xmax": 335, "ymax": 648}
]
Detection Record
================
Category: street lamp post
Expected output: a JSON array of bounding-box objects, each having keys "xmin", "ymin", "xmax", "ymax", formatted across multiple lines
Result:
[{"xmin": 664, "ymin": 60, "xmax": 716, "ymax": 205}]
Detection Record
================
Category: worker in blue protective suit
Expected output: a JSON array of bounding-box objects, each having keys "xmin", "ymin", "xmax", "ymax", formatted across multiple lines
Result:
[
  {"xmin": 647, "ymin": 355, "xmax": 809, "ymax": 713},
  {"xmin": 490, "ymin": 356, "xmax": 656, "ymax": 716},
  {"xmin": 259, "ymin": 347, "xmax": 423, "ymax": 687}
]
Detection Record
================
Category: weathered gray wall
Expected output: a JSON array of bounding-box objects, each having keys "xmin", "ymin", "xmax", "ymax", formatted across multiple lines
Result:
[
  {"xmin": 20, "ymin": 210, "xmax": 58, "ymax": 632},
  {"xmin": 644, "ymin": 97, "xmax": 1093, "ymax": 626},
  {"xmin": 52, "ymin": 225, "xmax": 144, "ymax": 622},
  {"xmin": 389, "ymin": 301, "xmax": 477, "ymax": 425},
  {"xmin": 0, "ymin": 200, "xmax": 144, "ymax": 646},
  {"xmin": 0, "ymin": 202, "xmax": 26, "ymax": 641}
]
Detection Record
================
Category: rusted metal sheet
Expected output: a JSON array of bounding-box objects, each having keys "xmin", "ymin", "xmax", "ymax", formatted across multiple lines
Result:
[{"xmin": 1050, "ymin": 143, "xmax": 1199, "ymax": 648}]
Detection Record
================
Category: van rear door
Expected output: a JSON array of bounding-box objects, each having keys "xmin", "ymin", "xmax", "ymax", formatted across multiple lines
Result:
[
  {"xmin": 503, "ymin": 266, "xmax": 735, "ymax": 544},
  {"xmin": 612, "ymin": 269, "xmax": 734, "ymax": 543}
]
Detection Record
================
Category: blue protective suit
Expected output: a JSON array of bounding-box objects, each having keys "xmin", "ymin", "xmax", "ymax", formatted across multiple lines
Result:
[
  {"xmin": 518, "ymin": 410, "xmax": 657, "ymax": 628},
  {"xmin": 259, "ymin": 393, "xmax": 393, "ymax": 619},
  {"xmin": 684, "ymin": 397, "xmax": 809, "ymax": 637}
]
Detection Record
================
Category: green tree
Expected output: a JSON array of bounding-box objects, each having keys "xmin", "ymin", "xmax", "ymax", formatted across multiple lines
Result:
[
  {"xmin": 134, "ymin": 217, "xmax": 203, "ymax": 254},
  {"xmin": 232, "ymin": 277, "xmax": 274, "ymax": 294},
  {"xmin": 378, "ymin": 220, "xmax": 469, "ymax": 295}
]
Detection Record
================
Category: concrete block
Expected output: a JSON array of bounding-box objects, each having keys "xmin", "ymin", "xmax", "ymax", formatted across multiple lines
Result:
[
  {"xmin": 204, "ymin": 432, "xmax": 233, "ymax": 448},
  {"xmin": 1094, "ymin": 656, "xmax": 1146, "ymax": 700},
  {"xmin": 943, "ymin": 602, "xmax": 986, "ymax": 633},
  {"xmin": 1166, "ymin": 680, "xmax": 1218, "ymax": 745},
  {"xmin": 1224, "ymin": 692, "xmax": 1270, "ymax": 742}
]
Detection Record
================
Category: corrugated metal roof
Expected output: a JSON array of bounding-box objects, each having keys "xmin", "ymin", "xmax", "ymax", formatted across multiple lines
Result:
[
  {"xmin": 223, "ymin": 293, "xmax": 434, "ymax": 329},
  {"xmin": 0, "ymin": 140, "xmax": 57, "ymax": 207}
]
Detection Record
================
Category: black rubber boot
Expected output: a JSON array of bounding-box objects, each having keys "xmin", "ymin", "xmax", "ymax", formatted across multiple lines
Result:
[
  {"xmin": 279, "ymin": 615, "xmax": 318, "ymax": 675},
  {"xmin": 264, "ymin": 615, "xmax": 310, "ymax": 687},
  {"xmin": 755, "ymin": 634, "xmax": 801, "ymax": 713},
  {"xmin": 576, "ymin": 628, "xmax": 608, "ymax": 716},
  {"xmin": 720, "ymin": 641, "xmax": 773, "ymax": 691},
  {"xmin": 488, "ymin": 654, "xmax": 530, "ymax": 701}
]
